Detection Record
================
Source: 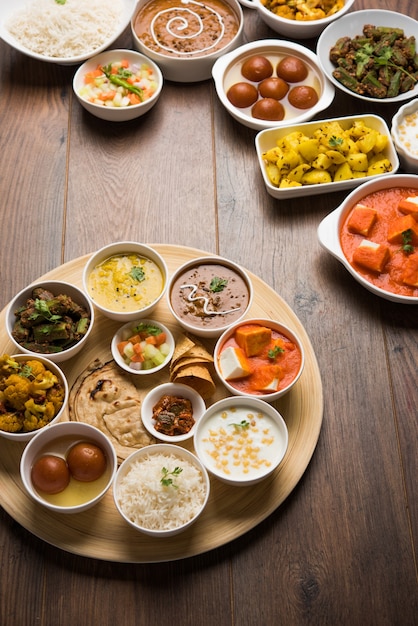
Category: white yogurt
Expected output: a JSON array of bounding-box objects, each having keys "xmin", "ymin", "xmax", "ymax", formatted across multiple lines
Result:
[{"xmin": 397, "ymin": 110, "xmax": 418, "ymax": 157}]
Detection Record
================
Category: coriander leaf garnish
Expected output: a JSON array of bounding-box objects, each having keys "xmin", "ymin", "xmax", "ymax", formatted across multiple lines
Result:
[
  {"xmin": 133, "ymin": 322, "xmax": 161, "ymax": 336},
  {"xmin": 210, "ymin": 277, "xmax": 228, "ymax": 292},
  {"xmin": 229, "ymin": 419, "xmax": 250, "ymax": 431},
  {"xmin": 268, "ymin": 345, "xmax": 285, "ymax": 360},
  {"xmin": 160, "ymin": 466, "xmax": 183, "ymax": 488},
  {"xmin": 29, "ymin": 299, "xmax": 62, "ymax": 323},
  {"xmin": 329, "ymin": 135, "xmax": 343, "ymax": 148},
  {"xmin": 129, "ymin": 266, "xmax": 145, "ymax": 282},
  {"xmin": 401, "ymin": 229, "xmax": 414, "ymax": 254},
  {"xmin": 55, "ymin": 0, "xmax": 66, "ymax": 4}
]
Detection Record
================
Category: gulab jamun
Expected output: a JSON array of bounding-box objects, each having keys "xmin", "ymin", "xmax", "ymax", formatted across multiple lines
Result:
[
  {"xmin": 31, "ymin": 454, "xmax": 71, "ymax": 494},
  {"xmin": 258, "ymin": 77, "xmax": 289, "ymax": 100},
  {"xmin": 227, "ymin": 82, "xmax": 259, "ymax": 108},
  {"xmin": 67, "ymin": 442, "xmax": 107, "ymax": 482},
  {"xmin": 277, "ymin": 56, "xmax": 308, "ymax": 83},
  {"xmin": 252, "ymin": 98, "xmax": 285, "ymax": 121},
  {"xmin": 241, "ymin": 55, "xmax": 273, "ymax": 82},
  {"xmin": 288, "ymin": 85, "xmax": 319, "ymax": 109}
]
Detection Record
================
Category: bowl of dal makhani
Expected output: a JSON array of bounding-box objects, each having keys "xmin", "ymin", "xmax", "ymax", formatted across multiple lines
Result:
[
  {"xmin": 193, "ymin": 396, "xmax": 289, "ymax": 486},
  {"xmin": 130, "ymin": 0, "xmax": 244, "ymax": 82},
  {"xmin": 167, "ymin": 255, "xmax": 253, "ymax": 339},
  {"xmin": 113, "ymin": 443, "xmax": 210, "ymax": 536},
  {"xmin": 83, "ymin": 242, "xmax": 168, "ymax": 321},
  {"xmin": 0, "ymin": 0, "xmax": 138, "ymax": 65}
]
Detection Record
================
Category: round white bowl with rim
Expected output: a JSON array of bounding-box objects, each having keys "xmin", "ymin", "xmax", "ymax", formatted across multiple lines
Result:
[
  {"xmin": 113, "ymin": 443, "xmax": 210, "ymax": 536},
  {"xmin": 248, "ymin": 0, "xmax": 356, "ymax": 39},
  {"xmin": 212, "ymin": 39, "xmax": 335, "ymax": 131},
  {"xmin": 391, "ymin": 99, "xmax": 418, "ymax": 174},
  {"xmin": 131, "ymin": 0, "xmax": 244, "ymax": 83},
  {"xmin": 20, "ymin": 421, "xmax": 117, "ymax": 513},
  {"xmin": 73, "ymin": 49, "xmax": 163, "ymax": 122},
  {"xmin": 141, "ymin": 382, "xmax": 206, "ymax": 443},
  {"xmin": 167, "ymin": 255, "xmax": 253, "ymax": 339},
  {"xmin": 6, "ymin": 280, "xmax": 94, "ymax": 363},
  {"xmin": 317, "ymin": 10, "xmax": 418, "ymax": 103},
  {"xmin": 193, "ymin": 396, "xmax": 289, "ymax": 486},
  {"xmin": 0, "ymin": 0, "xmax": 137, "ymax": 65},
  {"xmin": 317, "ymin": 173, "xmax": 418, "ymax": 304},
  {"xmin": 0, "ymin": 354, "xmax": 68, "ymax": 443},
  {"xmin": 83, "ymin": 241, "xmax": 168, "ymax": 322},
  {"xmin": 111, "ymin": 318, "xmax": 175, "ymax": 375},
  {"xmin": 214, "ymin": 317, "xmax": 305, "ymax": 402}
]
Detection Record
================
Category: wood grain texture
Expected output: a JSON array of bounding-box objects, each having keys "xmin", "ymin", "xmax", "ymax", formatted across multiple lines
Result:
[{"xmin": 0, "ymin": 0, "xmax": 417, "ymax": 623}]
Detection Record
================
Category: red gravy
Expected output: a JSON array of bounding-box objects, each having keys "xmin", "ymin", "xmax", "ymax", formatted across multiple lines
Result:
[
  {"xmin": 133, "ymin": 0, "xmax": 239, "ymax": 58},
  {"xmin": 340, "ymin": 186, "xmax": 418, "ymax": 298}
]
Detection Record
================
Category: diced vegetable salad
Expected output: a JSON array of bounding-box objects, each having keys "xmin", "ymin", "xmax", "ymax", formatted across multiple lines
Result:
[
  {"xmin": 117, "ymin": 322, "xmax": 171, "ymax": 371},
  {"xmin": 80, "ymin": 59, "xmax": 158, "ymax": 107}
]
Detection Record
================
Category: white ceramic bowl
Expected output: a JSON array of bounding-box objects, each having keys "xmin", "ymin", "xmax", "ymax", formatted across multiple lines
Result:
[
  {"xmin": 255, "ymin": 114, "xmax": 399, "ymax": 200},
  {"xmin": 0, "ymin": 354, "xmax": 68, "ymax": 442},
  {"xmin": 317, "ymin": 10, "xmax": 418, "ymax": 103},
  {"xmin": 83, "ymin": 241, "xmax": 168, "ymax": 322},
  {"xmin": 141, "ymin": 382, "xmax": 206, "ymax": 442},
  {"xmin": 73, "ymin": 49, "xmax": 163, "ymax": 122},
  {"xmin": 391, "ymin": 99, "xmax": 418, "ymax": 174},
  {"xmin": 193, "ymin": 396, "xmax": 288, "ymax": 486},
  {"xmin": 212, "ymin": 39, "xmax": 335, "ymax": 131},
  {"xmin": 111, "ymin": 318, "xmax": 175, "ymax": 375},
  {"xmin": 0, "ymin": 0, "xmax": 137, "ymax": 65},
  {"xmin": 6, "ymin": 280, "xmax": 94, "ymax": 363},
  {"xmin": 20, "ymin": 421, "xmax": 117, "ymax": 513},
  {"xmin": 317, "ymin": 173, "xmax": 418, "ymax": 304},
  {"xmin": 250, "ymin": 0, "xmax": 355, "ymax": 39},
  {"xmin": 113, "ymin": 443, "xmax": 210, "ymax": 536},
  {"xmin": 167, "ymin": 255, "xmax": 253, "ymax": 339},
  {"xmin": 214, "ymin": 317, "xmax": 305, "ymax": 402},
  {"xmin": 131, "ymin": 0, "xmax": 244, "ymax": 83}
]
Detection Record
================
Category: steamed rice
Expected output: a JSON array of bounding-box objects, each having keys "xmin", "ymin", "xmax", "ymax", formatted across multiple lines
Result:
[
  {"xmin": 6, "ymin": 0, "xmax": 123, "ymax": 59},
  {"xmin": 116, "ymin": 452, "xmax": 207, "ymax": 531}
]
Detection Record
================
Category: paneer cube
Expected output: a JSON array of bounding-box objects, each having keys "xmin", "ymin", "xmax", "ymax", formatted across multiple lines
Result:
[
  {"xmin": 347, "ymin": 204, "xmax": 377, "ymax": 236},
  {"xmin": 235, "ymin": 324, "xmax": 271, "ymax": 357},
  {"xmin": 352, "ymin": 240, "xmax": 390, "ymax": 273},
  {"xmin": 398, "ymin": 196, "xmax": 418, "ymax": 219},
  {"xmin": 387, "ymin": 214, "xmax": 418, "ymax": 245},
  {"xmin": 402, "ymin": 253, "xmax": 418, "ymax": 288},
  {"xmin": 219, "ymin": 346, "xmax": 251, "ymax": 380}
]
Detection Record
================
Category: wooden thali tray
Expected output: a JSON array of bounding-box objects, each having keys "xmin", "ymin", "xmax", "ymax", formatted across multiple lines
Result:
[{"xmin": 0, "ymin": 245, "xmax": 323, "ymax": 563}]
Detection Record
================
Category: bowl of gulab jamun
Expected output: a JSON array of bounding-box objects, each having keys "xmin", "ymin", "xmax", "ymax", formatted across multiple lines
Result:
[
  {"xmin": 20, "ymin": 421, "xmax": 117, "ymax": 513},
  {"xmin": 212, "ymin": 39, "xmax": 335, "ymax": 130}
]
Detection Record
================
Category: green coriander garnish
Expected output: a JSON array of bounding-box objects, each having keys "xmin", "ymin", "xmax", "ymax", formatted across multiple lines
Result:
[
  {"xmin": 129, "ymin": 266, "xmax": 146, "ymax": 282},
  {"xmin": 160, "ymin": 466, "xmax": 183, "ymax": 488},
  {"xmin": 229, "ymin": 419, "xmax": 250, "ymax": 431},
  {"xmin": 55, "ymin": 0, "xmax": 66, "ymax": 4},
  {"xmin": 329, "ymin": 136, "xmax": 343, "ymax": 148},
  {"xmin": 268, "ymin": 345, "xmax": 285, "ymax": 360},
  {"xmin": 401, "ymin": 229, "xmax": 414, "ymax": 254},
  {"xmin": 210, "ymin": 277, "xmax": 228, "ymax": 292}
]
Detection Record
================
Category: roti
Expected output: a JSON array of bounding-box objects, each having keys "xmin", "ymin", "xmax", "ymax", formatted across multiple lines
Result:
[{"xmin": 69, "ymin": 358, "xmax": 156, "ymax": 461}]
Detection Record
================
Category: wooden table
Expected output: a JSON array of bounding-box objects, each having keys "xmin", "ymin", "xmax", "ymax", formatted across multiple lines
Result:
[{"xmin": 0, "ymin": 0, "xmax": 417, "ymax": 624}]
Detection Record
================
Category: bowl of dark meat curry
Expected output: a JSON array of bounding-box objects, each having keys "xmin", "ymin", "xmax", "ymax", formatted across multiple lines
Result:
[
  {"xmin": 6, "ymin": 281, "xmax": 94, "ymax": 363},
  {"xmin": 317, "ymin": 10, "xmax": 418, "ymax": 103},
  {"xmin": 140, "ymin": 382, "xmax": 206, "ymax": 442}
]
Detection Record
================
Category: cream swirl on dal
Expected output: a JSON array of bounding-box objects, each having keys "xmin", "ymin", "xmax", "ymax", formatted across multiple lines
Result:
[{"xmin": 133, "ymin": 0, "xmax": 239, "ymax": 58}]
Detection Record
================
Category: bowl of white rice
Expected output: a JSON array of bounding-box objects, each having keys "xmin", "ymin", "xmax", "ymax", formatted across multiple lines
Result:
[
  {"xmin": 113, "ymin": 443, "xmax": 210, "ymax": 537},
  {"xmin": 0, "ymin": 0, "xmax": 137, "ymax": 65}
]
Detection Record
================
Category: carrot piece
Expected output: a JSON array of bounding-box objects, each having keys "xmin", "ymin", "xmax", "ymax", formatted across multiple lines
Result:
[
  {"xmin": 128, "ymin": 334, "xmax": 142, "ymax": 345},
  {"xmin": 128, "ymin": 93, "xmax": 142, "ymax": 105},
  {"xmin": 154, "ymin": 332, "xmax": 167, "ymax": 346},
  {"xmin": 84, "ymin": 69, "xmax": 102, "ymax": 84},
  {"xmin": 120, "ymin": 59, "xmax": 129, "ymax": 68},
  {"xmin": 98, "ymin": 91, "xmax": 116, "ymax": 101},
  {"xmin": 130, "ymin": 352, "xmax": 145, "ymax": 363},
  {"xmin": 117, "ymin": 341, "xmax": 130, "ymax": 356},
  {"xmin": 145, "ymin": 336, "xmax": 157, "ymax": 345}
]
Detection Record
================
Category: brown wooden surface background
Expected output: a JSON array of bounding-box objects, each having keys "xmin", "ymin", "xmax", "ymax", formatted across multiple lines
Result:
[{"xmin": 0, "ymin": 0, "xmax": 417, "ymax": 624}]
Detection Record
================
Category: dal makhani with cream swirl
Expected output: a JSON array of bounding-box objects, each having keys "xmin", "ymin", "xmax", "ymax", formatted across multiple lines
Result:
[{"xmin": 133, "ymin": 0, "xmax": 240, "ymax": 58}]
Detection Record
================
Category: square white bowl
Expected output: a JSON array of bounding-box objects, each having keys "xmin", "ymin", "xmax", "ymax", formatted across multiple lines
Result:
[{"xmin": 255, "ymin": 114, "xmax": 399, "ymax": 200}]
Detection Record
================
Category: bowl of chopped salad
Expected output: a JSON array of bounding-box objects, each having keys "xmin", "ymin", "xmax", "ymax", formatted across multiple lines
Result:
[
  {"xmin": 111, "ymin": 319, "xmax": 175, "ymax": 375},
  {"xmin": 72, "ymin": 49, "xmax": 163, "ymax": 121}
]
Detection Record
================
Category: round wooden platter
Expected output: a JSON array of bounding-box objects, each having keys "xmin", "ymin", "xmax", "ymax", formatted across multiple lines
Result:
[{"xmin": 0, "ymin": 245, "xmax": 323, "ymax": 563}]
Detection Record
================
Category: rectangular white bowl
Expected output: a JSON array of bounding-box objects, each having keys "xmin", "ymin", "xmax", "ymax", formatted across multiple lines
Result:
[{"xmin": 255, "ymin": 114, "xmax": 399, "ymax": 200}]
